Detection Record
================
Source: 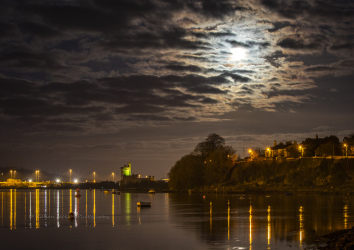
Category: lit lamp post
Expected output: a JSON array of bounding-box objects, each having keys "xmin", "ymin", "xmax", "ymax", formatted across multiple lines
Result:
[
  {"xmin": 69, "ymin": 169, "xmax": 72, "ymax": 183},
  {"xmin": 344, "ymin": 144, "xmax": 348, "ymax": 167},
  {"xmin": 248, "ymin": 149, "xmax": 253, "ymax": 160},
  {"xmin": 93, "ymin": 172, "xmax": 96, "ymax": 183},
  {"xmin": 267, "ymin": 148, "xmax": 270, "ymax": 158},
  {"xmin": 112, "ymin": 172, "xmax": 114, "ymax": 182},
  {"xmin": 344, "ymin": 144, "xmax": 348, "ymax": 158},
  {"xmin": 14, "ymin": 170, "xmax": 16, "ymax": 179},
  {"xmin": 10, "ymin": 170, "xmax": 13, "ymax": 179},
  {"xmin": 36, "ymin": 170, "xmax": 39, "ymax": 182},
  {"xmin": 299, "ymin": 146, "xmax": 303, "ymax": 158}
]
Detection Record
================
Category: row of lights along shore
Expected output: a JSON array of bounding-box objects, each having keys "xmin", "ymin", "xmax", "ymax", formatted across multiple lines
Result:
[
  {"xmin": 11, "ymin": 144, "xmax": 350, "ymax": 183},
  {"xmin": 23, "ymin": 169, "xmax": 116, "ymax": 183}
]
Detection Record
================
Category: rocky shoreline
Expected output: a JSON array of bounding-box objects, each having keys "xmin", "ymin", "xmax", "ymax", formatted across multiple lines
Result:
[{"xmin": 306, "ymin": 226, "xmax": 354, "ymax": 250}]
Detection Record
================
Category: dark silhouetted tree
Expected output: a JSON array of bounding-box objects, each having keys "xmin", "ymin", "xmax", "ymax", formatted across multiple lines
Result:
[{"xmin": 194, "ymin": 133, "xmax": 225, "ymax": 157}]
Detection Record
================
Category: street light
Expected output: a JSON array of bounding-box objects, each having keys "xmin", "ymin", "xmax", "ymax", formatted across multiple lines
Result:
[
  {"xmin": 267, "ymin": 148, "xmax": 270, "ymax": 158},
  {"xmin": 35, "ymin": 170, "xmax": 39, "ymax": 182},
  {"xmin": 56, "ymin": 179, "xmax": 60, "ymax": 183},
  {"xmin": 10, "ymin": 170, "xmax": 12, "ymax": 179},
  {"xmin": 93, "ymin": 172, "xmax": 96, "ymax": 183},
  {"xmin": 112, "ymin": 172, "xmax": 115, "ymax": 182},
  {"xmin": 299, "ymin": 146, "xmax": 303, "ymax": 158},
  {"xmin": 344, "ymin": 144, "xmax": 348, "ymax": 157},
  {"xmin": 74, "ymin": 179, "xmax": 78, "ymax": 184},
  {"xmin": 344, "ymin": 144, "xmax": 348, "ymax": 167},
  {"xmin": 14, "ymin": 170, "xmax": 16, "ymax": 179},
  {"xmin": 69, "ymin": 169, "xmax": 72, "ymax": 183}
]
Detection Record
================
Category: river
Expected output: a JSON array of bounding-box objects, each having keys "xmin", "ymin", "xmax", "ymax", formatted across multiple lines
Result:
[{"xmin": 0, "ymin": 189, "xmax": 353, "ymax": 249}]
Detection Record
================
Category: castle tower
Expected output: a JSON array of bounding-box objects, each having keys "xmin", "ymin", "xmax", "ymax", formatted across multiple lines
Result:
[{"xmin": 120, "ymin": 162, "xmax": 132, "ymax": 180}]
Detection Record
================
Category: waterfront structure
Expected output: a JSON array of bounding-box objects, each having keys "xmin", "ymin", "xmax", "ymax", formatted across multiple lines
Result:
[{"xmin": 120, "ymin": 162, "xmax": 155, "ymax": 186}]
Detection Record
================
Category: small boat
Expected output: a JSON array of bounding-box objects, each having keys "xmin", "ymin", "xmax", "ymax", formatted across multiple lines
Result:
[
  {"xmin": 137, "ymin": 201, "xmax": 151, "ymax": 207},
  {"xmin": 148, "ymin": 189, "xmax": 155, "ymax": 194},
  {"xmin": 68, "ymin": 212, "xmax": 75, "ymax": 220},
  {"xmin": 104, "ymin": 190, "xmax": 110, "ymax": 194}
]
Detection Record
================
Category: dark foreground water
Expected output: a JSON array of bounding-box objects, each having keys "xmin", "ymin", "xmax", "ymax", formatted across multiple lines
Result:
[{"xmin": 0, "ymin": 189, "xmax": 353, "ymax": 250}]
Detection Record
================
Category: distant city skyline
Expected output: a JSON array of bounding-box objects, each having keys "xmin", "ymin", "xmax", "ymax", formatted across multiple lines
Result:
[{"xmin": 0, "ymin": 0, "xmax": 353, "ymax": 178}]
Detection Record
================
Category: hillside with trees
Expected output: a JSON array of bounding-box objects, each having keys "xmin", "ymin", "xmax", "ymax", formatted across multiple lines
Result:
[
  {"xmin": 169, "ymin": 133, "xmax": 354, "ymax": 193},
  {"xmin": 168, "ymin": 133, "xmax": 236, "ymax": 190}
]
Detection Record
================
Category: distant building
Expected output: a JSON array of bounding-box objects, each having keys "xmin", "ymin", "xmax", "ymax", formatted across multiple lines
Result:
[
  {"xmin": 269, "ymin": 140, "xmax": 298, "ymax": 158},
  {"xmin": 120, "ymin": 162, "xmax": 132, "ymax": 180},
  {"xmin": 120, "ymin": 162, "xmax": 154, "ymax": 186}
]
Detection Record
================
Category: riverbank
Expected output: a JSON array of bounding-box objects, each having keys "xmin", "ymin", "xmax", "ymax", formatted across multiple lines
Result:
[{"xmin": 306, "ymin": 226, "xmax": 354, "ymax": 250}]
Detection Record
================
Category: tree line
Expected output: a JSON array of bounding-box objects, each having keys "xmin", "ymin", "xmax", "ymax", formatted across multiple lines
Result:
[{"xmin": 168, "ymin": 133, "xmax": 236, "ymax": 189}]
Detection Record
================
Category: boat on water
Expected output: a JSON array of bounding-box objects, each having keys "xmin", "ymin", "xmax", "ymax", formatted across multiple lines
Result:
[
  {"xmin": 137, "ymin": 201, "xmax": 151, "ymax": 207},
  {"xmin": 148, "ymin": 189, "xmax": 155, "ymax": 194}
]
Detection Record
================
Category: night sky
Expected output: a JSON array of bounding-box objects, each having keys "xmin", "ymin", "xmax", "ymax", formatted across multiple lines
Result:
[{"xmin": 1, "ymin": 0, "xmax": 353, "ymax": 180}]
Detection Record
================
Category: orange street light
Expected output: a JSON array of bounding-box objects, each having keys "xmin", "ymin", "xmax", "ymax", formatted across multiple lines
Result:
[
  {"xmin": 10, "ymin": 170, "xmax": 13, "ymax": 179},
  {"xmin": 14, "ymin": 170, "xmax": 16, "ymax": 179},
  {"xmin": 93, "ymin": 172, "xmax": 96, "ymax": 183},
  {"xmin": 344, "ymin": 144, "xmax": 348, "ymax": 158},
  {"xmin": 112, "ymin": 172, "xmax": 115, "ymax": 182},
  {"xmin": 69, "ymin": 169, "xmax": 72, "ymax": 183},
  {"xmin": 35, "ymin": 170, "xmax": 39, "ymax": 182},
  {"xmin": 299, "ymin": 146, "xmax": 303, "ymax": 158}
]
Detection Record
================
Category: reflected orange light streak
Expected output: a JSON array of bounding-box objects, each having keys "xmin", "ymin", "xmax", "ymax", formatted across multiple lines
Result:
[
  {"xmin": 10, "ymin": 189, "xmax": 12, "ymax": 230},
  {"xmin": 36, "ymin": 189, "xmax": 39, "ymax": 229},
  {"xmin": 249, "ymin": 205, "xmax": 252, "ymax": 250},
  {"xmin": 14, "ymin": 189, "xmax": 16, "ymax": 230},
  {"xmin": 344, "ymin": 205, "xmax": 348, "ymax": 229},
  {"xmin": 299, "ymin": 206, "xmax": 303, "ymax": 245},
  {"xmin": 228, "ymin": 200, "xmax": 230, "ymax": 240},
  {"xmin": 93, "ymin": 189, "xmax": 96, "ymax": 227},
  {"xmin": 210, "ymin": 202, "xmax": 212, "ymax": 232},
  {"xmin": 112, "ymin": 192, "xmax": 114, "ymax": 227},
  {"xmin": 267, "ymin": 206, "xmax": 271, "ymax": 246}
]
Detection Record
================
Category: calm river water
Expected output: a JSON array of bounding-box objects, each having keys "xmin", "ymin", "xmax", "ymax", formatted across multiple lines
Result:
[{"xmin": 0, "ymin": 189, "xmax": 353, "ymax": 250}]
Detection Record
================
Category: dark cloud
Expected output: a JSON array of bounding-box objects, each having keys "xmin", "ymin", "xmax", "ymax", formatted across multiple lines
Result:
[
  {"xmin": 188, "ymin": 85, "xmax": 228, "ymax": 94},
  {"xmin": 114, "ymin": 105, "xmax": 166, "ymax": 115},
  {"xmin": 164, "ymin": 64, "xmax": 203, "ymax": 72},
  {"xmin": 126, "ymin": 114, "xmax": 172, "ymax": 122},
  {"xmin": 237, "ymin": 86, "xmax": 254, "ymax": 96},
  {"xmin": 227, "ymin": 40, "xmax": 270, "ymax": 49},
  {"xmin": 277, "ymin": 38, "xmax": 320, "ymax": 50},
  {"xmin": 304, "ymin": 66, "xmax": 338, "ymax": 72},
  {"xmin": 261, "ymin": 0, "xmax": 354, "ymax": 20},
  {"xmin": 330, "ymin": 43, "xmax": 354, "ymax": 51},
  {"xmin": 267, "ymin": 21, "xmax": 295, "ymax": 32},
  {"xmin": 264, "ymin": 50, "xmax": 286, "ymax": 68}
]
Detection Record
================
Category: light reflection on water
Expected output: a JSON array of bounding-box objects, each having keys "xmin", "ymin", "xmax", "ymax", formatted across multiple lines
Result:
[{"xmin": 0, "ymin": 189, "xmax": 353, "ymax": 250}]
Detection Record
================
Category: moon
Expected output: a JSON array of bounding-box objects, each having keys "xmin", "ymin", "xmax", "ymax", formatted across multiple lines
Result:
[{"xmin": 231, "ymin": 47, "xmax": 246, "ymax": 61}]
